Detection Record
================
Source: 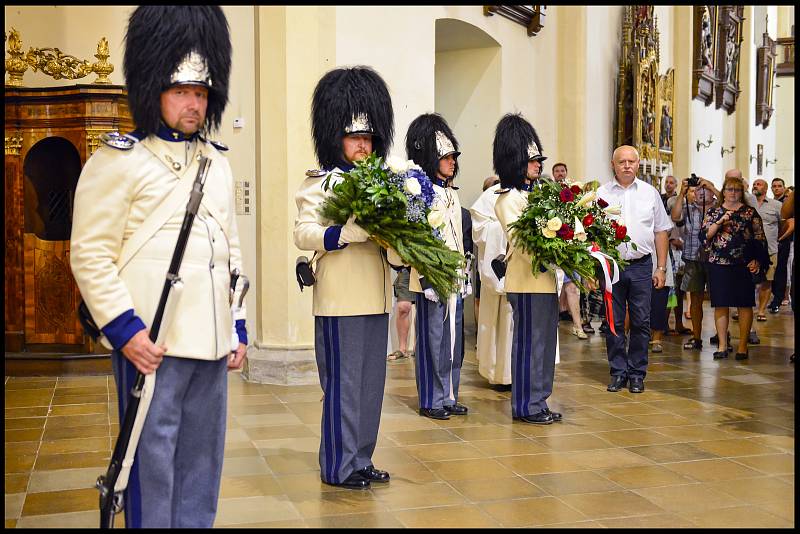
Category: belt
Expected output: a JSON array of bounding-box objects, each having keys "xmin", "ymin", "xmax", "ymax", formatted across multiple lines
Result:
[{"xmin": 626, "ymin": 254, "xmax": 652, "ymax": 265}]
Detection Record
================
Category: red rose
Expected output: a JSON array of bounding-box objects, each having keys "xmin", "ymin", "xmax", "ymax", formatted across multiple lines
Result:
[
  {"xmin": 611, "ymin": 220, "xmax": 618, "ymax": 228},
  {"xmin": 597, "ymin": 197, "xmax": 609, "ymax": 208},
  {"xmin": 559, "ymin": 188, "xmax": 574, "ymax": 202},
  {"xmin": 557, "ymin": 223, "xmax": 574, "ymax": 240},
  {"xmin": 570, "ymin": 185, "xmax": 582, "ymax": 194},
  {"xmin": 582, "ymin": 213, "xmax": 594, "ymax": 227},
  {"xmin": 615, "ymin": 225, "xmax": 627, "ymax": 240}
]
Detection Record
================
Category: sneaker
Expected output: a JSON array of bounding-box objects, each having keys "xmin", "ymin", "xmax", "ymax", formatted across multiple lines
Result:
[{"xmin": 748, "ymin": 331, "xmax": 760, "ymax": 345}]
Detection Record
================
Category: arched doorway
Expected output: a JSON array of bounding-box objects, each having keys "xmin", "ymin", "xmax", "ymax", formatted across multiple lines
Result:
[
  {"xmin": 21, "ymin": 137, "xmax": 85, "ymax": 348},
  {"xmin": 434, "ymin": 18, "xmax": 501, "ymax": 331}
]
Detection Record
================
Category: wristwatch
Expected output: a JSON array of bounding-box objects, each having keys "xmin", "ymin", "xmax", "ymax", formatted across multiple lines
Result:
[{"xmin": 656, "ymin": 266, "xmax": 667, "ymax": 272}]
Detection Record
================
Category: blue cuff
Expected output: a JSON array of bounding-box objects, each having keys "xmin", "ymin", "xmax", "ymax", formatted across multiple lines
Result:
[
  {"xmin": 101, "ymin": 309, "xmax": 147, "ymax": 351},
  {"xmin": 236, "ymin": 319, "xmax": 248, "ymax": 345},
  {"xmin": 323, "ymin": 225, "xmax": 348, "ymax": 251}
]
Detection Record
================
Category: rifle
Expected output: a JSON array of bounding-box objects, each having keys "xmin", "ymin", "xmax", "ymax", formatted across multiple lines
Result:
[{"xmin": 96, "ymin": 156, "xmax": 212, "ymax": 528}]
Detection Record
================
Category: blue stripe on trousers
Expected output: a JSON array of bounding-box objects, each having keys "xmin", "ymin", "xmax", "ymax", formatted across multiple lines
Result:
[
  {"xmin": 514, "ymin": 295, "xmax": 524, "ymax": 417},
  {"xmin": 524, "ymin": 294, "xmax": 533, "ymax": 416},
  {"xmin": 321, "ymin": 318, "xmax": 335, "ymax": 483},
  {"xmin": 331, "ymin": 317, "xmax": 343, "ymax": 483},
  {"xmin": 113, "ymin": 352, "xmax": 142, "ymax": 528}
]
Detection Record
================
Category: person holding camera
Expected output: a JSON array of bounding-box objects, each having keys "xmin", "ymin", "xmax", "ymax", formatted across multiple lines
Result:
[
  {"xmin": 669, "ymin": 174, "xmax": 720, "ymax": 350},
  {"xmin": 702, "ymin": 174, "xmax": 769, "ymax": 360}
]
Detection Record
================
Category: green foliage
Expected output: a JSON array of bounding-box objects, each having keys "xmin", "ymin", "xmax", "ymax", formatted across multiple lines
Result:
[{"xmin": 319, "ymin": 154, "xmax": 464, "ymax": 300}]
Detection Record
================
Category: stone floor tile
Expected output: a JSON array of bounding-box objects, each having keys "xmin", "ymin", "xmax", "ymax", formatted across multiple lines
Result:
[
  {"xmin": 685, "ymin": 505, "xmax": 792, "ymax": 528},
  {"xmin": 449, "ymin": 475, "xmax": 546, "ymax": 502},
  {"xmin": 480, "ymin": 496, "xmax": 586, "ymax": 527},
  {"xmin": 558, "ymin": 490, "xmax": 665, "ymax": 519},
  {"xmin": 393, "ymin": 504, "xmax": 500, "ymax": 528},
  {"xmin": 21, "ymin": 488, "xmax": 97, "ymax": 516},
  {"xmin": 28, "ymin": 467, "xmax": 104, "ymax": 494},
  {"xmin": 5, "ymin": 493, "xmax": 25, "ymax": 520},
  {"xmin": 214, "ymin": 495, "xmax": 300, "ymax": 526},
  {"xmin": 526, "ymin": 470, "xmax": 624, "ymax": 495}
]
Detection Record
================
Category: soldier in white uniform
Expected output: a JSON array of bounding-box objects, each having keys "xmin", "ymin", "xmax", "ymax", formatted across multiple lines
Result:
[
  {"xmin": 294, "ymin": 66, "xmax": 396, "ymax": 490},
  {"xmin": 70, "ymin": 7, "xmax": 246, "ymax": 527},
  {"xmin": 493, "ymin": 114, "xmax": 562, "ymax": 425},
  {"xmin": 406, "ymin": 114, "xmax": 468, "ymax": 420}
]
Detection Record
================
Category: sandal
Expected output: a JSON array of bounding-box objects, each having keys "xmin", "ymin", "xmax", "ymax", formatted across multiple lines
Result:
[
  {"xmin": 683, "ymin": 338, "xmax": 702, "ymax": 350},
  {"xmin": 387, "ymin": 350, "xmax": 406, "ymax": 361},
  {"xmin": 403, "ymin": 350, "xmax": 415, "ymax": 359},
  {"xmin": 756, "ymin": 314, "xmax": 767, "ymax": 322},
  {"xmin": 571, "ymin": 326, "xmax": 588, "ymax": 340}
]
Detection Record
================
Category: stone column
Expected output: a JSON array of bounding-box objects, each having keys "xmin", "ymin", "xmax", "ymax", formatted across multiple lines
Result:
[{"xmin": 243, "ymin": 6, "xmax": 336, "ymax": 385}]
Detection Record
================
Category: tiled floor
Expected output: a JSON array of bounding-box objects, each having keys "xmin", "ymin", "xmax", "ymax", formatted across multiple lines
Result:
[{"xmin": 5, "ymin": 303, "xmax": 795, "ymax": 528}]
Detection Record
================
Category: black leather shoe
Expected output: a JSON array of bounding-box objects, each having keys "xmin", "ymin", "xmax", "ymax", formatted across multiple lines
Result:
[
  {"xmin": 545, "ymin": 408, "xmax": 562, "ymax": 422},
  {"xmin": 599, "ymin": 321, "xmax": 611, "ymax": 334},
  {"xmin": 491, "ymin": 384, "xmax": 512, "ymax": 392},
  {"xmin": 582, "ymin": 322, "xmax": 595, "ymax": 334},
  {"xmin": 444, "ymin": 403, "xmax": 468, "ymax": 415},
  {"xmin": 735, "ymin": 352, "xmax": 749, "ymax": 361},
  {"xmin": 515, "ymin": 410, "xmax": 553, "ymax": 425},
  {"xmin": 628, "ymin": 377, "xmax": 645, "ymax": 393},
  {"xmin": 419, "ymin": 407, "xmax": 450, "ymax": 420},
  {"xmin": 713, "ymin": 350, "xmax": 728, "ymax": 360},
  {"xmin": 325, "ymin": 472, "xmax": 370, "ymax": 490},
  {"xmin": 357, "ymin": 465, "xmax": 390, "ymax": 483},
  {"xmin": 607, "ymin": 376, "xmax": 627, "ymax": 392}
]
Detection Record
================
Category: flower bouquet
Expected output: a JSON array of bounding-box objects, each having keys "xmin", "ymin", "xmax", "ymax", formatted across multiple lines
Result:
[
  {"xmin": 507, "ymin": 177, "xmax": 634, "ymax": 293},
  {"xmin": 319, "ymin": 153, "xmax": 464, "ymax": 299}
]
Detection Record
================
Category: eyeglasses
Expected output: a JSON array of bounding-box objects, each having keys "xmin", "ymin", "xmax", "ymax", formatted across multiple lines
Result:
[{"xmin": 724, "ymin": 187, "xmax": 743, "ymax": 192}]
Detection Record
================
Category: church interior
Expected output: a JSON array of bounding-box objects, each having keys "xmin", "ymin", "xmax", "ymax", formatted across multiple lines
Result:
[{"xmin": 4, "ymin": 5, "xmax": 795, "ymax": 528}]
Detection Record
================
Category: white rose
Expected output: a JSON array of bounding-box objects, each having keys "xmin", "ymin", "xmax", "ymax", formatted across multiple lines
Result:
[
  {"xmin": 604, "ymin": 205, "xmax": 622, "ymax": 216},
  {"xmin": 573, "ymin": 216, "xmax": 587, "ymax": 242},
  {"xmin": 427, "ymin": 207, "xmax": 445, "ymax": 229},
  {"xmin": 546, "ymin": 217, "xmax": 563, "ymax": 231},
  {"xmin": 386, "ymin": 155, "xmax": 411, "ymax": 174},
  {"xmin": 404, "ymin": 177, "xmax": 422, "ymax": 196},
  {"xmin": 542, "ymin": 227, "xmax": 557, "ymax": 239}
]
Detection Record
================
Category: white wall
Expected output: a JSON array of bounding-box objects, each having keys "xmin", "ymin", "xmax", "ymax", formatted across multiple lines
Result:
[
  {"xmin": 585, "ymin": 6, "xmax": 623, "ymax": 184},
  {"xmin": 435, "ymin": 46, "xmax": 501, "ymax": 209}
]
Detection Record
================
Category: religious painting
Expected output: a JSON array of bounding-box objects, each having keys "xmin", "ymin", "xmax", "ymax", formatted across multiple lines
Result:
[
  {"xmin": 755, "ymin": 31, "xmax": 777, "ymax": 128},
  {"xmin": 715, "ymin": 6, "xmax": 744, "ymax": 114},
  {"xmin": 692, "ymin": 5, "xmax": 718, "ymax": 106}
]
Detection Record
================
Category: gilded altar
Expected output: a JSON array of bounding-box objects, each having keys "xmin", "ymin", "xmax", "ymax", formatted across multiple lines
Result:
[{"xmin": 615, "ymin": 6, "xmax": 674, "ymax": 190}]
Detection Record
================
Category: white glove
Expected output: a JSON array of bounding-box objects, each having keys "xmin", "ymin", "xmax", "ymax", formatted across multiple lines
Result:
[
  {"xmin": 338, "ymin": 215, "xmax": 369, "ymax": 245},
  {"xmin": 423, "ymin": 288, "xmax": 439, "ymax": 303},
  {"xmin": 463, "ymin": 282, "xmax": 473, "ymax": 297}
]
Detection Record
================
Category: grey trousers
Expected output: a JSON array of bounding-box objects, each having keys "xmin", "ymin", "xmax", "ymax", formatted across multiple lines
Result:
[
  {"xmin": 414, "ymin": 294, "xmax": 464, "ymax": 409},
  {"xmin": 111, "ymin": 353, "xmax": 228, "ymax": 528},
  {"xmin": 314, "ymin": 314, "xmax": 389, "ymax": 484},
  {"xmin": 506, "ymin": 293, "xmax": 558, "ymax": 417}
]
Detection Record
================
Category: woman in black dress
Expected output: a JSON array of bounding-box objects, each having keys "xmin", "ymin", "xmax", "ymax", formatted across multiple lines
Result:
[{"xmin": 702, "ymin": 175, "xmax": 769, "ymax": 360}]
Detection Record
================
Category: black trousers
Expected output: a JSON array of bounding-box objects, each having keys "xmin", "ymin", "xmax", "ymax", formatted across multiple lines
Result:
[{"xmin": 770, "ymin": 239, "xmax": 791, "ymax": 308}]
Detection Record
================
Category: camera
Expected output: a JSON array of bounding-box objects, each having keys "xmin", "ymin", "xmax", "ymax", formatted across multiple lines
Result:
[{"xmin": 687, "ymin": 173, "xmax": 700, "ymax": 187}]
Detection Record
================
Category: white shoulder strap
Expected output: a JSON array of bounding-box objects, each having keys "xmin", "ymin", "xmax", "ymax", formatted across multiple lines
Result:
[{"xmin": 116, "ymin": 174, "xmax": 195, "ymax": 272}]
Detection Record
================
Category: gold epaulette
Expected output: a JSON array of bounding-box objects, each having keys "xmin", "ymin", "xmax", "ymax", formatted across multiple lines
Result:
[{"xmin": 305, "ymin": 169, "xmax": 327, "ymax": 178}]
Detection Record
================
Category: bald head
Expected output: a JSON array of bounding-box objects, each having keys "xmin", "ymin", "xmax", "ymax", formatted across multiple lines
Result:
[
  {"xmin": 725, "ymin": 168, "xmax": 742, "ymax": 180},
  {"xmin": 483, "ymin": 175, "xmax": 500, "ymax": 191},
  {"xmin": 752, "ymin": 178, "xmax": 768, "ymax": 197}
]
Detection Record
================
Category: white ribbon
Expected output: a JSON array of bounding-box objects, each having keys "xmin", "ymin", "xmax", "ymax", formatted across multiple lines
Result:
[{"xmin": 587, "ymin": 247, "xmax": 620, "ymax": 288}]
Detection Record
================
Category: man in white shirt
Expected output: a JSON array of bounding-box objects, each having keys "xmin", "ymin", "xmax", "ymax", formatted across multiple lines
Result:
[{"xmin": 596, "ymin": 146, "xmax": 673, "ymax": 394}]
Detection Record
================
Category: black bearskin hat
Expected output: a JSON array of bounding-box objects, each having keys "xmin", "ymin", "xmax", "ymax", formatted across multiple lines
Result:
[
  {"xmin": 124, "ymin": 6, "xmax": 231, "ymax": 135},
  {"xmin": 311, "ymin": 66, "xmax": 394, "ymax": 170},
  {"xmin": 405, "ymin": 113, "xmax": 461, "ymax": 182},
  {"xmin": 492, "ymin": 113, "xmax": 545, "ymax": 189}
]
